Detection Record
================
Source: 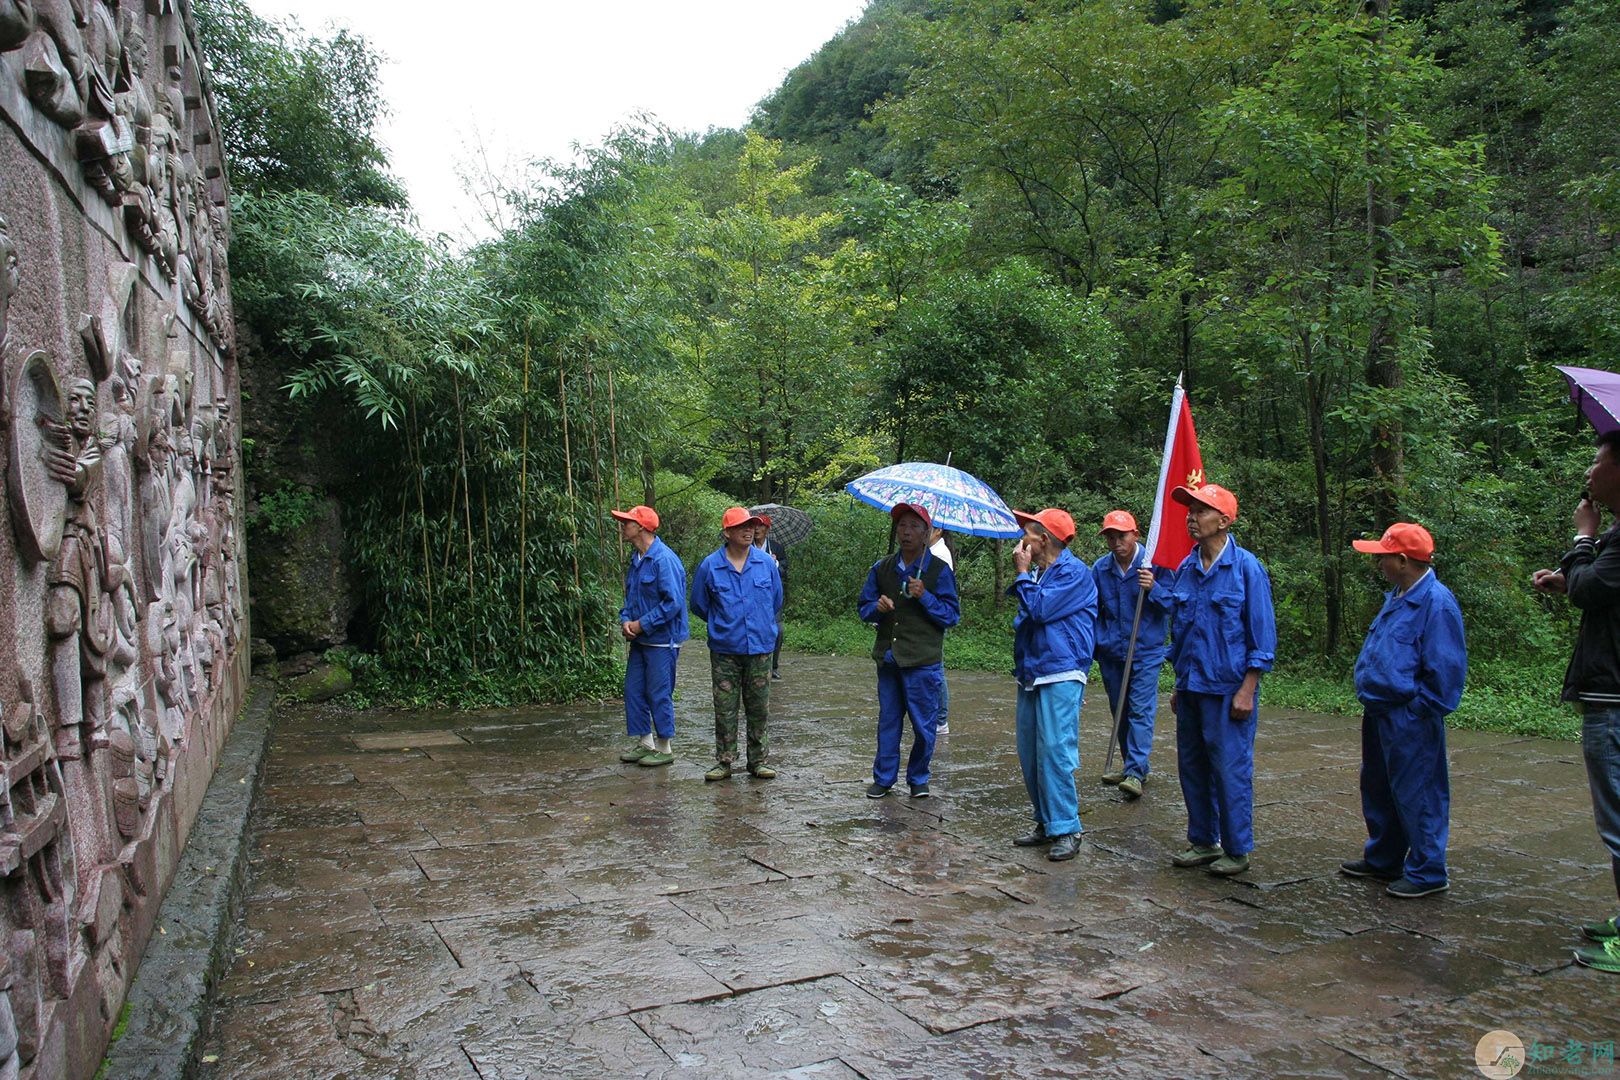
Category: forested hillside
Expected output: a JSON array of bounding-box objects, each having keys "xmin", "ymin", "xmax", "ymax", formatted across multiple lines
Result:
[{"xmin": 205, "ymin": 0, "xmax": 1620, "ymax": 728}]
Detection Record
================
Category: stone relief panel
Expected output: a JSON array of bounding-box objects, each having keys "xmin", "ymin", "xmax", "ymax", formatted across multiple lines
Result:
[{"xmin": 0, "ymin": 3, "xmax": 245, "ymax": 1077}]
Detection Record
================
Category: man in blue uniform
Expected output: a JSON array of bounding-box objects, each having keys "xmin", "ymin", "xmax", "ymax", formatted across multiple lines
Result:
[
  {"xmin": 1092, "ymin": 510, "xmax": 1174, "ymax": 800},
  {"xmin": 857, "ymin": 503, "xmax": 960, "ymax": 799},
  {"xmin": 692, "ymin": 507, "xmax": 785, "ymax": 781},
  {"xmin": 1341, "ymin": 522, "xmax": 1467, "ymax": 898},
  {"xmin": 612, "ymin": 504, "xmax": 689, "ymax": 767},
  {"xmin": 1167, "ymin": 483, "xmax": 1277, "ymax": 877},
  {"xmin": 1009, "ymin": 507, "xmax": 1098, "ymax": 862}
]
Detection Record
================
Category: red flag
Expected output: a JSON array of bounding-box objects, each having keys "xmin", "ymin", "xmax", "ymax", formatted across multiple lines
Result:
[{"xmin": 1144, "ymin": 377, "xmax": 1203, "ymax": 570}]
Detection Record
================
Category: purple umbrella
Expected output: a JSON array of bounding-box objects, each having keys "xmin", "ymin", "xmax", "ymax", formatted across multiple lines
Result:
[{"xmin": 1559, "ymin": 366, "xmax": 1620, "ymax": 434}]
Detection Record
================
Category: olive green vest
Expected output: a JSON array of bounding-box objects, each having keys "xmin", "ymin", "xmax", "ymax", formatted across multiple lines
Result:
[{"xmin": 870, "ymin": 553, "xmax": 947, "ymax": 667}]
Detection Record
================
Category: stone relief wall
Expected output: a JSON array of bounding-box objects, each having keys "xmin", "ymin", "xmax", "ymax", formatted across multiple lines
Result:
[{"xmin": 0, "ymin": 2, "xmax": 246, "ymax": 1077}]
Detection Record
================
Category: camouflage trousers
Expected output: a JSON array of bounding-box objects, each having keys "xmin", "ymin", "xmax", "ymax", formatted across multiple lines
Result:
[{"xmin": 710, "ymin": 652, "xmax": 772, "ymax": 766}]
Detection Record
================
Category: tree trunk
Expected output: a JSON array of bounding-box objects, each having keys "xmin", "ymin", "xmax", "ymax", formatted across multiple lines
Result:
[
  {"xmin": 1364, "ymin": 0, "xmax": 1402, "ymax": 530},
  {"xmin": 1306, "ymin": 368, "xmax": 1341, "ymax": 654}
]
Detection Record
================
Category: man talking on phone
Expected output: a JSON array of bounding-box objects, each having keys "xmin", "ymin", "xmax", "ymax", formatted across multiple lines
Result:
[{"xmin": 857, "ymin": 503, "xmax": 960, "ymax": 799}]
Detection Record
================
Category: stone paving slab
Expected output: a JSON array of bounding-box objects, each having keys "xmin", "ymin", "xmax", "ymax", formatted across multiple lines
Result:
[{"xmin": 193, "ymin": 650, "xmax": 1620, "ymax": 1078}]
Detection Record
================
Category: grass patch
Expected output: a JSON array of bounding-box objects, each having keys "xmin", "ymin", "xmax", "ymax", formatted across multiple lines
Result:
[{"xmin": 783, "ymin": 607, "xmax": 1579, "ymax": 741}]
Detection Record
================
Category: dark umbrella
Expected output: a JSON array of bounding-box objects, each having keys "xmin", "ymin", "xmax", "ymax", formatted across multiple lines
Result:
[
  {"xmin": 748, "ymin": 503, "xmax": 813, "ymax": 546},
  {"xmin": 1559, "ymin": 365, "xmax": 1620, "ymax": 433}
]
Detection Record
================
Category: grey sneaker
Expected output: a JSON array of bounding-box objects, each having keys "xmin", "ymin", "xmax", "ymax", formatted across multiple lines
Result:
[
  {"xmin": 936, "ymin": 721, "xmax": 950, "ymax": 734},
  {"xmin": 865, "ymin": 782, "xmax": 891, "ymax": 799},
  {"xmin": 1171, "ymin": 844, "xmax": 1223, "ymax": 868},
  {"xmin": 1207, "ymin": 854, "xmax": 1250, "ymax": 877}
]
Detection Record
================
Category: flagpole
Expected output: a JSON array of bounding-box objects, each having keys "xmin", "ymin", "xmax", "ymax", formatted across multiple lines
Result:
[{"xmin": 1104, "ymin": 374, "xmax": 1184, "ymax": 779}]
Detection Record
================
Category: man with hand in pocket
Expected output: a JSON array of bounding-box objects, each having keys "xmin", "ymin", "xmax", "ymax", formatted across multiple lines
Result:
[{"xmin": 1341, "ymin": 522, "xmax": 1466, "ymax": 899}]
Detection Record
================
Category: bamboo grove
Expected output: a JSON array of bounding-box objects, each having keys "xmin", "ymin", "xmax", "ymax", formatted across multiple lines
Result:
[{"xmin": 202, "ymin": 0, "xmax": 1620, "ymax": 713}]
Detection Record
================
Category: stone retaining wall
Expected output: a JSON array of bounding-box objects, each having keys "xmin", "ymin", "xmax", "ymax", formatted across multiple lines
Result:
[{"xmin": 0, "ymin": 2, "xmax": 246, "ymax": 1076}]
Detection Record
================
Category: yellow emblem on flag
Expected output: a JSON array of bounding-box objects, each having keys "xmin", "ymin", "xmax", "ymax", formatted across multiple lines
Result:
[{"xmin": 1186, "ymin": 467, "xmax": 1205, "ymax": 487}]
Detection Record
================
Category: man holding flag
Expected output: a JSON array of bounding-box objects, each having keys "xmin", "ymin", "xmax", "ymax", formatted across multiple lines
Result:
[
  {"xmin": 1092, "ymin": 511, "xmax": 1174, "ymax": 799},
  {"xmin": 1166, "ymin": 483, "xmax": 1277, "ymax": 877}
]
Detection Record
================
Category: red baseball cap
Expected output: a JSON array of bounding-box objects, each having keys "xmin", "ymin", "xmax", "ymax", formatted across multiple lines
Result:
[
  {"xmin": 721, "ymin": 506, "xmax": 766, "ymax": 530},
  {"xmin": 1351, "ymin": 522, "xmax": 1435, "ymax": 562},
  {"xmin": 1013, "ymin": 508, "xmax": 1077, "ymax": 544},
  {"xmin": 756, "ymin": 514, "xmax": 772, "ymax": 529},
  {"xmin": 890, "ymin": 502, "xmax": 932, "ymax": 529},
  {"xmin": 1099, "ymin": 510, "xmax": 1138, "ymax": 534},
  {"xmin": 610, "ymin": 504, "xmax": 660, "ymax": 531},
  {"xmin": 1172, "ymin": 483, "xmax": 1239, "ymax": 522}
]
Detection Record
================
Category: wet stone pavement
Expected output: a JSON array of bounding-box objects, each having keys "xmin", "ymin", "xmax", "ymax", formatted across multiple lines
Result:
[{"xmin": 197, "ymin": 649, "xmax": 1618, "ymax": 1079}]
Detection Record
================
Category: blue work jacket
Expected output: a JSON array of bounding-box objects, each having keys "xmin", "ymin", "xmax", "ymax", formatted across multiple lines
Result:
[
  {"xmin": 1091, "ymin": 545, "xmax": 1174, "ymax": 664},
  {"xmin": 1168, "ymin": 538, "xmax": 1277, "ymax": 695},
  {"xmin": 619, "ymin": 537, "xmax": 690, "ymax": 646},
  {"xmin": 1010, "ymin": 549, "xmax": 1099, "ymax": 685},
  {"xmin": 1353, "ymin": 570, "xmax": 1467, "ymax": 717},
  {"xmin": 690, "ymin": 545, "xmax": 784, "ymax": 655}
]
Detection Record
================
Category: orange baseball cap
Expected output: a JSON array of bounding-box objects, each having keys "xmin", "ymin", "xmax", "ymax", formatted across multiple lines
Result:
[
  {"xmin": 1172, "ymin": 483, "xmax": 1239, "ymax": 522},
  {"xmin": 610, "ymin": 504, "xmax": 660, "ymax": 531},
  {"xmin": 1013, "ymin": 508, "xmax": 1077, "ymax": 543},
  {"xmin": 721, "ymin": 506, "xmax": 765, "ymax": 530},
  {"xmin": 1099, "ymin": 510, "xmax": 1138, "ymax": 534},
  {"xmin": 1351, "ymin": 522, "xmax": 1435, "ymax": 562},
  {"xmin": 890, "ymin": 502, "xmax": 933, "ymax": 529}
]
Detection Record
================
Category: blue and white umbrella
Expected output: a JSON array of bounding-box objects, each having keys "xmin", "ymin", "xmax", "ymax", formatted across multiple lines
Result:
[{"xmin": 845, "ymin": 462, "xmax": 1022, "ymax": 538}]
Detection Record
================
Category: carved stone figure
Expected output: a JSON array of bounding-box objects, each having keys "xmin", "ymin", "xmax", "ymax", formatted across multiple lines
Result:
[{"xmin": 44, "ymin": 379, "xmax": 109, "ymax": 760}]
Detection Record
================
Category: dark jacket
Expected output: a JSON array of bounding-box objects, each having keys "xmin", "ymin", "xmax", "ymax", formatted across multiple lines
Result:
[
  {"xmin": 1561, "ymin": 521, "xmax": 1620, "ymax": 704},
  {"xmin": 858, "ymin": 549, "xmax": 960, "ymax": 667}
]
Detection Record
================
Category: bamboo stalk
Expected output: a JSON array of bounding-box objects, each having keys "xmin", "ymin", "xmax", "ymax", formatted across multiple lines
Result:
[
  {"xmin": 453, "ymin": 374, "xmax": 478, "ymax": 672},
  {"xmin": 519, "ymin": 328, "xmax": 531, "ymax": 637},
  {"xmin": 410, "ymin": 396, "xmax": 433, "ymax": 629},
  {"xmin": 559, "ymin": 348, "xmax": 586, "ymax": 659},
  {"xmin": 605, "ymin": 354, "xmax": 621, "ymax": 509}
]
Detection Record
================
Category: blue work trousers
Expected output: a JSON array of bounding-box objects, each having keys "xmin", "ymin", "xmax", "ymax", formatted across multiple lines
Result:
[
  {"xmin": 1176, "ymin": 690, "xmax": 1257, "ymax": 855},
  {"xmin": 1098, "ymin": 654, "xmax": 1164, "ymax": 781},
  {"xmin": 1016, "ymin": 680, "xmax": 1084, "ymax": 838},
  {"xmin": 1583, "ymin": 705, "xmax": 1620, "ymax": 900},
  {"xmin": 873, "ymin": 661, "xmax": 942, "ymax": 787},
  {"xmin": 1360, "ymin": 703, "xmax": 1449, "ymax": 888},
  {"xmin": 625, "ymin": 644, "xmax": 679, "ymax": 740}
]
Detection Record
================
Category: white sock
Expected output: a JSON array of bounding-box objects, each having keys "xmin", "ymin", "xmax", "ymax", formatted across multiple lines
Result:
[
  {"xmin": 655, "ymin": 736, "xmax": 671, "ymax": 753},
  {"xmin": 638, "ymin": 734, "xmax": 656, "ymax": 750}
]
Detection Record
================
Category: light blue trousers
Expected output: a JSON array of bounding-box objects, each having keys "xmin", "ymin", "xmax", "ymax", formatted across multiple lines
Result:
[{"xmin": 1016, "ymin": 680, "xmax": 1084, "ymax": 838}]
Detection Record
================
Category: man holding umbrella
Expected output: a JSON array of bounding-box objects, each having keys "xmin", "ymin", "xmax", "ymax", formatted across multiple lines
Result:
[
  {"xmin": 857, "ymin": 503, "xmax": 961, "ymax": 799},
  {"xmin": 1534, "ymin": 429, "xmax": 1620, "ymax": 974},
  {"xmin": 1009, "ymin": 507, "xmax": 1097, "ymax": 862},
  {"xmin": 611, "ymin": 504, "xmax": 689, "ymax": 767}
]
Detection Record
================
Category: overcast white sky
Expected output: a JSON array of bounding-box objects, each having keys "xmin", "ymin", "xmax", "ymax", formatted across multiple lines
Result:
[{"xmin": 248, "ymin": 1, "xmax": 871, "ymax": 243}]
